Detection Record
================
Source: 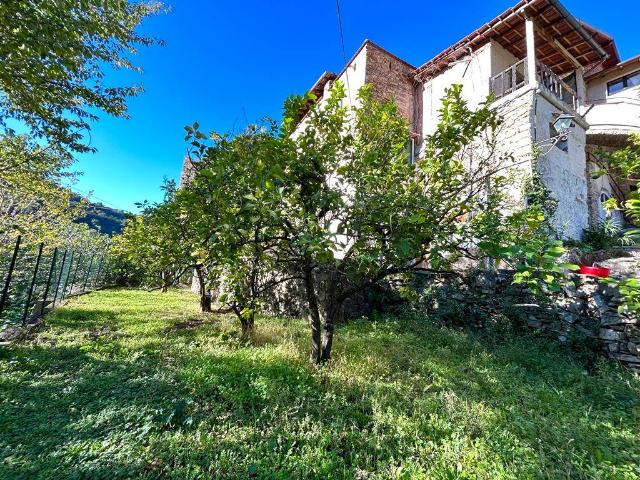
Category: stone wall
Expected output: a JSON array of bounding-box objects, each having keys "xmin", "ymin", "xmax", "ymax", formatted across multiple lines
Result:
[
  {"xmin": 551, "ymin": 274, "xmax": 639, "ymax": 370},
  {"xmin": 364, "ymin": 43, "xmax": 417, "ymax": 133},
  {"xmin": 585, "ymin": 142, "xmax": 636, "ymax": 229},
  {"xmin": 419, "ymin": 250, "xmax": 639, "ymax": 372},
  {"xmin": 492, "ymin": 88, "xmax": 536, "ymax": 209},
  {"xmin": 510, "ymin": 251, "xmax": 639, "ymax": 371}
]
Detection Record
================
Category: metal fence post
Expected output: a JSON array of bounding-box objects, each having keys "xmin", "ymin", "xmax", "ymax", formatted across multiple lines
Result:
[
  {"xmin": 41, "ymin": 247, "xmax": 58, "ymax": 313},
  {"xmin": 60, "ymin": 251, "xmax": 74, "ymax": 301},
  {"xmin": 22, "ymin": 243, "xmax": 44, "ymax": 326},
  {"xmin": 0, "ymin": 235, "xmax": 22, "ymax": 320},
  {"xmin": 52, "ymin": 250, "xmax": 68, "ymax": 305},
  {"xmin": 82, "ymin": 255, "xmax": 94, "ymax": 292}
]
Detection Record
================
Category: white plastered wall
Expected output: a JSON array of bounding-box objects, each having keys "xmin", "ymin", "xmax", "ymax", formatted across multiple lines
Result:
[
  {"xmin": 585, "ymin": 63, "xmax": 640, "ymax": 136},
  {"xmin": 293, "ymin": 45, "xmax": 369, "ymax": 138},
  {"xmin": 421, "ymin": 42, "xmax": 535, "ymax": 215},
  {"xmin": 420, "ymin": 41, "xmax": 591, "ymax": 239},
  {"xmin": 422, "ymin": 43, "xmax": 492, "ymax": 136},
  {"xmin": 534, "ymin": 94, "xmax": 589, "ymax": 239}
]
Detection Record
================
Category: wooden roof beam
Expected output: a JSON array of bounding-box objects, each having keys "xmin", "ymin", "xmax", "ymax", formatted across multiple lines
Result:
[{"xmin": 533, "ymin": 23, "xmax": 582, "ymax": 68}]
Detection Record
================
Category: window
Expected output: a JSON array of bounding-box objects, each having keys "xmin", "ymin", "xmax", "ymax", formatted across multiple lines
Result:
[
  {"xmin": 598, "ymin": 192, "xmax": 611, "ymax": 223},
  {"xmin": 549, "ymin": 122, "xmax": 568, "ymax": 153},
  {"xmin": 599, "ymin": 191, "xmax": 624, "ymax": 226},
  {"xmin": 407, "ymin": 138, "xmax": 416, "ymax": 165},
  {"xmin": 607, "ymin": 70, "xmax": 640, "ymax": 95}
]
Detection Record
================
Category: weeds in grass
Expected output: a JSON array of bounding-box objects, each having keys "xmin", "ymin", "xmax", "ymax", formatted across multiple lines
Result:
[{"xmin": 0, "ymin": 289, "xmax": 639, "ymax": 479}]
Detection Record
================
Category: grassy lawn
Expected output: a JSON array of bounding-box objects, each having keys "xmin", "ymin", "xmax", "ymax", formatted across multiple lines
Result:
[{"xmin": 0, "ymin": 289, "xmax": 639, "ymax": 479}]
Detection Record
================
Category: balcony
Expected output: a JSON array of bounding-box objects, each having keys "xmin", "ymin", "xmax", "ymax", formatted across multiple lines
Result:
[
  {"xmin": 490, "ymin": 58, "xmax": 578, "ymax": 111},
  {"xmin": 584, "ymin": 97, "xmax": 640, "ymax": 140}
]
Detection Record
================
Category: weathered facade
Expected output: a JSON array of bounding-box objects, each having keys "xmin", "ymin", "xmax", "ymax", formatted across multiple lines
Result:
[
  {"xmin": 295, "ymin": 0, "xmax": 640, "ymax": 240},
  {"xmin": 177, "ymin": 0, "xmax": 640, "ymax": 369}
]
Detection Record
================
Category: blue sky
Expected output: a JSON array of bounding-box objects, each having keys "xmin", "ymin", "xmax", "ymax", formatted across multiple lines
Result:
[{"xmin": 73, "ymin": 0, "xmax": 640, "ymax": 212}]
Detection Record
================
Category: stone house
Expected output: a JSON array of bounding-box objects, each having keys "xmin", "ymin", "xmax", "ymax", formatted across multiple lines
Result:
[
  {"xmin": 295, "ymin": 0, "xmax": 640, "ymax": 240},
  {"xmin": 178, "ymin": 0, "xmax": 640, "ymax": 368}
]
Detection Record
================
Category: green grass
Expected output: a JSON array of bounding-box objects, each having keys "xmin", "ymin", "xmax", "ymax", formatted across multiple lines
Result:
[{"xmin": 0, "ymin": 289, "xmax": 639, "ymax": 479}]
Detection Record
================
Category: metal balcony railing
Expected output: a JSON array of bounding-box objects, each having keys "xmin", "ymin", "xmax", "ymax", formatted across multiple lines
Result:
[{"xmin": 490, "ymin": 57, "xmax": 578, "ymax": 111}]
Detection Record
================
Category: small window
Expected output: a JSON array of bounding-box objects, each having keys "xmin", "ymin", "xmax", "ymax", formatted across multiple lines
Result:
[
  {"xmin": 598, "ymin": 192, "xmax": 611, "ymax": 222},
  {"xmin": 549, "ymin": 122, "xmax": 568, "ymax": 153},
  {"xmin": 407, "ymin": 139, "xmax": 416, "ymax": 165},
  {"xmin": 599, "ymin": 191, "xmax": 624, "ymax": 226},
  {"xmin": 607, "ymin": 70, "xmax": 640, "ymax": 95},
  {"xmin": 628, "ymin": 72, "xmax": 640, "ymax": 88}
]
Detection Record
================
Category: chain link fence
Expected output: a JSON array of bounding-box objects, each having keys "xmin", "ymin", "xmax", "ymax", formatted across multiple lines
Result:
[{"xmin": 0, "ymin": 235, "xmax": 112, "ymax": 330}]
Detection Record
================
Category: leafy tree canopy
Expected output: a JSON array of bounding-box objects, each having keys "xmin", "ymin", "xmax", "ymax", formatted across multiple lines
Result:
[
  {"xmin": 0, "ymin": 0, "xmax": 163, "ymax": 153},
  {"xmin": 114, "ymin": 82, "xmax": 571, "ymax": 363}
]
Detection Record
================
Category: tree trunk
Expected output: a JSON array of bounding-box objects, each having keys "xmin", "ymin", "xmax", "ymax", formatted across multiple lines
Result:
[
  {"xmin": 240, "ymin": 315, "xmax": 255, "ymax": 338},
  {"xmin": 195, "ymin": 264, "xmax": 212, "ymax": 313},
  {"xmin": 232, "ymin": 303, "xmax": 255, "ymax": 339},
  {"xmin": 303, "ymin": 263, "xmax": 322, "ymax": 365},
  {"xmin": 200, "ymin": 291, "xmax": 212, "ymax": 313},
  {"xmin": 319, "ymin": 288, "xmax": 343, "ymax": 364},
  {"xmin": 160, "ymin": 270, "xmax": 168, "ymax": 293}
]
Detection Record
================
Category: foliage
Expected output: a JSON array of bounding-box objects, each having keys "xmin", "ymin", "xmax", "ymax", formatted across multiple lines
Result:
[
  {"xmin": 582, "ymin": 218, "xmax": 633, "ymax": 252},
  {"xmin": 72, "ymin": 196, "xmax": 127, "ymax": 235},
  {"xmin": 0, "ymin": 135, "xmax": 80, "ymax": 251},
  {"xmin": 180, "ymin": 120, "xmax": 289, "ymax": 326},
  {"xmin": 615, "ymin": 278, "xmax": 640, "ymax": 314},
  {"xmin": 0, "ymin": 0, "xmax": 163, "ymax": 153},
  {"xmin": 1, "ymin": 288, "xmax": 638, "ymax": 479},
  {"xmin": 592, "ymin": 133, "xmax": 640, "ymax": 237},
  {"xmin": 0, "ymin": 225, "xmax": 112, "ymax": 329},
  {"xmin": 276, "ymin": 83, "xmax": 541, "ymax": 363},
  {"xmin": 0, "ymin": 0, "xmax": 160, "ymax": 325},
  {"xmin": 478, "ymin": 146, "xmax": 580, "ymax": 295},
  {"xmin": 140, "ymin": 82, "xmax": 567, "ymax": 363},
  {"xmin": 120, "ymin": 82, "xmax": 575, "ymax": 363},
  {"xmin": 590, "ymin": 133, "xmax": 640, "ymax": 313},
  {"xmin": 0, "ymin": 133, "xmax": 114, "ymax": 300},
  {"xmin": 523, "ymin": 168, "xmax": 558, "ymax": 230},
  {"xmin": 111, "ymin": 181, "xmax": 193, "ymax": 290}
]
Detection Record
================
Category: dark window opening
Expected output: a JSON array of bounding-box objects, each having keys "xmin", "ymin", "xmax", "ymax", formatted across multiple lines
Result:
[
  {"xmin": 561, "ymin": 72, "xmax": 577, "ymax": 105},
  {"xmin": 607, "ymin": 70, "xmax": 640, "ymax": 95}
]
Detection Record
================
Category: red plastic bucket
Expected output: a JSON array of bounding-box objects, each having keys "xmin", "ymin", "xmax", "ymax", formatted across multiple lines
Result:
[{"xmin": 579, "ymin": 265, "xmax": 610, "ymax": 278}]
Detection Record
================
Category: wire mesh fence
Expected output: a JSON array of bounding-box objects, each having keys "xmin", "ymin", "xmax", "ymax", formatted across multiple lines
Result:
[{"xmin": 0, "ymin": 235, "xmax": 113, "ymax": 330}]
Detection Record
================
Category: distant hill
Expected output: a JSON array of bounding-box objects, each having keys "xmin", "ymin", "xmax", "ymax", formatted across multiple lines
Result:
[{"xmin": 72, "ymin": 196, "xmax": 128, "ymax": 235}]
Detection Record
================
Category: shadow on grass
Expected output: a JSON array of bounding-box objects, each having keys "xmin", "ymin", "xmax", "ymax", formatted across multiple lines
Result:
[
  {"xmin": 45, "ymin": 307, "xmax": 120, "ymax": 331},
  {"xmin": 0, "ymin": 291, "xmax": 638, "ymax": 479},
  {"xmin": 0, "ymin": 340, "xmax": 331, "ymax": 479},
  {"xmin": 332, "ymin": 317, "xmax": 640, "ymax": 476}
]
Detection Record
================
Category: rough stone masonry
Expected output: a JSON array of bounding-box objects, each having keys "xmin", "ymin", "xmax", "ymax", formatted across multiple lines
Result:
[{"xmin": 528, "ymin": 250, "xmax": 640, "ymax": 371}]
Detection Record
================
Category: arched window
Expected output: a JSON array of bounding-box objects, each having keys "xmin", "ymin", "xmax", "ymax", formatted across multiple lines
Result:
[
  {"xmin": 598, "ymin": 191, "xmax": 611, "ymax": 223},
  {"xmin": 599, "ymin": 191, "xmax": 624, "ymax": 226}
]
